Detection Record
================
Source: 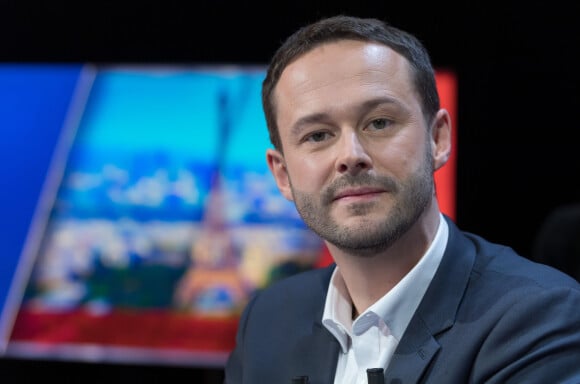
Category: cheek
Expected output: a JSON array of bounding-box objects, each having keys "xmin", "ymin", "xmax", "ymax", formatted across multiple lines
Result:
[
  {"xmin": 370, "ymin": 134, "xmax": 427, "ymax": 174},
  {"xmin": 286, "ymin": 156, "xmax": 329, "ymax": 191}
]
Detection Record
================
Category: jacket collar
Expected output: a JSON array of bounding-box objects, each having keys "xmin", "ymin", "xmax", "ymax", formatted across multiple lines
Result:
[{"xmin": 385, "ymin": 216, "xmax": 476, "ymax": 382}]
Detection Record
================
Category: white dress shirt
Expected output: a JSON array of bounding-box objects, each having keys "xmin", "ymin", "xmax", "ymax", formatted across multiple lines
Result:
[{"xmin": 322, "ymin": 214, "xmax": 449, "ymax": 384}]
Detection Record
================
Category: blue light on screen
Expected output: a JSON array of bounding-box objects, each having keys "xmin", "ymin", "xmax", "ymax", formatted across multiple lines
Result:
[{"xmin": 0, "ymin": 64, "xmax": 84, "ymax": 341}]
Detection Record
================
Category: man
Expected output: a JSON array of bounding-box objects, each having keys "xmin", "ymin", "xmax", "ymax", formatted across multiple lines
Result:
[{"xmin": 224, "ymin": 15, "xmax": 580, "ymax": 383}]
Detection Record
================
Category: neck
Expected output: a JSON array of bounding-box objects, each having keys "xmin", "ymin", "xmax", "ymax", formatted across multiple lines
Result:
[{"xmin": 328, "ymin": 202, "xmax": 441, "ymax": 315}]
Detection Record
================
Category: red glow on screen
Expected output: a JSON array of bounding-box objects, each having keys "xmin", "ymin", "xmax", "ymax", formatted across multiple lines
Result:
[{"xmin": 434, "ymin": 70, "xmax": 457, "ymax": 221}]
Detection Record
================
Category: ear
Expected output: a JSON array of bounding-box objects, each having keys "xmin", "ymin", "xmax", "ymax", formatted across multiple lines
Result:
[
  {"xmin": 431, "ymin": 109, "xmax": 452, "ymax": 171},
  {"xmin": 266, "ymin": 148, "xmax": 294, "ymax": 202}
]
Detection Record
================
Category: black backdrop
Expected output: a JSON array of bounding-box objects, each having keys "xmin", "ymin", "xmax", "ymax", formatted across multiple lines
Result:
[{"xmin": 1, "ymin": 1, "xmax": 579, "ymax": 382}]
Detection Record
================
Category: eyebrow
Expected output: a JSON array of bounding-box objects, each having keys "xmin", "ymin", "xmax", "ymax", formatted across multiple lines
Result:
[
  {"xmin": 290, "ymin": 96, "xmax": 407, "ymax": 137},
  {"xmin": 290, "ymin": 112, "xmax": 332, "ymax": 137}
]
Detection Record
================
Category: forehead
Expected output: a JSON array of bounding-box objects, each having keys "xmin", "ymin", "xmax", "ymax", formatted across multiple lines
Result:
[{"xmin": 274, "ymin": 40, "xmax": 417, "ymax": 123}]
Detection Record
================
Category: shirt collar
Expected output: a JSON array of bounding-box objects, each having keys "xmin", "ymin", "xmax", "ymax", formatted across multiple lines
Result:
[{"xmin": 322, "ymin": 213, "xmax": 449, "ymax": 353}]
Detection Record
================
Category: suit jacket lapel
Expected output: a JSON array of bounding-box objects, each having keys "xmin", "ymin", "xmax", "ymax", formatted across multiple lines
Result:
[
  {"xmin": 288, "ymin": 321, "xmax": 341, "ymax": 384},
  {"xmin": 386, "ymin": 328, "xmax": 441, "ymax": 383},
  {"xmin": 386, "ymin": 217, "xmax": 476, "ymax": 382},
  {"xmin": 285, "ymin": 265, "xmax": 340, "ymax": 384}
]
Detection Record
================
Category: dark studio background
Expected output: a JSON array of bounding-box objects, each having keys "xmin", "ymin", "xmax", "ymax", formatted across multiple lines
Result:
[{"xmin": 1, "ymin": 1, "xmax": 579, "ymax": 382}]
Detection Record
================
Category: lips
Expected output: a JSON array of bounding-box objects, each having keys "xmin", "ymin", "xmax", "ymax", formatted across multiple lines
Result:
[{"xmin": 333, "ymin": 187, "xmax": 385, "ymax": 201}]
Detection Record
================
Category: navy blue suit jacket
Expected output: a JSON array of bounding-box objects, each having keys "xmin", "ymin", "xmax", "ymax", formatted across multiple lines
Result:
[{"xmin": 224, "ymin": 217, "xmax": 580, "ymax": 383}]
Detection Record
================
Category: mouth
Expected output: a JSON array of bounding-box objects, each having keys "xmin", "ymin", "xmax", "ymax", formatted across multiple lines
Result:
[{"xmin": 333, "ymin": 187, "xmax": 386, "ymax": 202}]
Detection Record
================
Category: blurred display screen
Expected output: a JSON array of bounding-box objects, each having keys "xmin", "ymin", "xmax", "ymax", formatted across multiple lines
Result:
[{"xmin": 0, "ymin": 64, "xmax": 456, "ymax": 367}]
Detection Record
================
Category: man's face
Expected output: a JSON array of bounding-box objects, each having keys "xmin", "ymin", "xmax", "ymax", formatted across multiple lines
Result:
[{"xmin": 267, "ymin": 40, "xmax": 447, "ymax": 254}]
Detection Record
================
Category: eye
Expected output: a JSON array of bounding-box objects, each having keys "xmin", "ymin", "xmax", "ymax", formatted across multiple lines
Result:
[
  {"xmin": 303, "ymin": 130, "xmax": 331, "ymax": 143},
  {"xmin": 367, "ymin": 118, "xmax": 392, "ymax": 131}
]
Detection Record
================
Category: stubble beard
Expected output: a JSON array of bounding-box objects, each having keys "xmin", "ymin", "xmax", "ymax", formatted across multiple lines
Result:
[{"xmin": 291, "ymin": 159, "xmax": 434, "ymax": 257}]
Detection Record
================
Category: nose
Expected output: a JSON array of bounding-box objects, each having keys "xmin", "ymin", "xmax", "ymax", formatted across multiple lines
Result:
[{"xmin": 336, "ymin": 131, "xmax": 372, "ymax": 174}]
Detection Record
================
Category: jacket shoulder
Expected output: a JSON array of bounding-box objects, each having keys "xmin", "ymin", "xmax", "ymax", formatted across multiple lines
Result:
[{"xmin": 247, "ymin": 264, "xmax": 334, "ymax": 317}]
